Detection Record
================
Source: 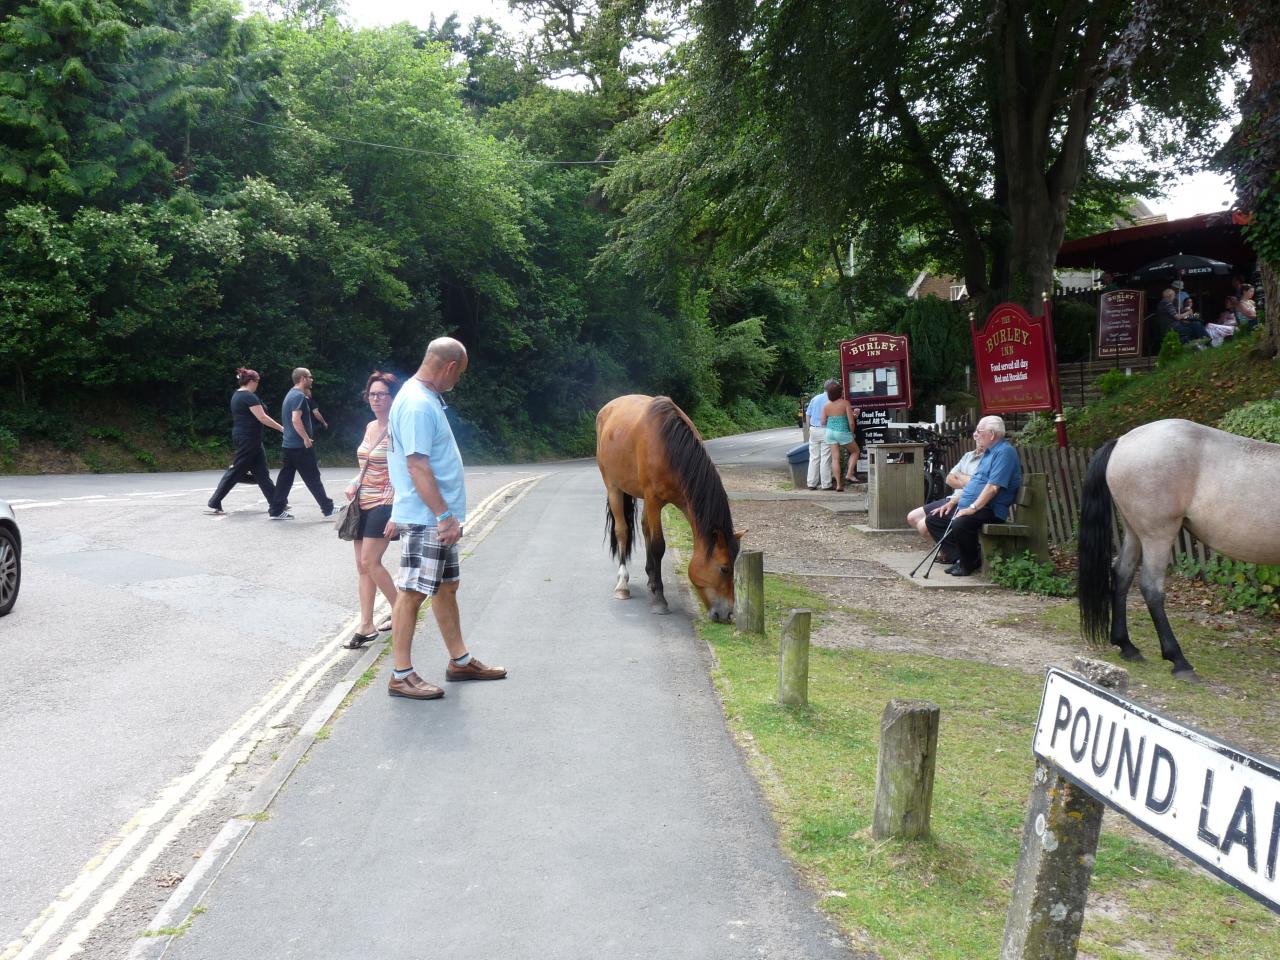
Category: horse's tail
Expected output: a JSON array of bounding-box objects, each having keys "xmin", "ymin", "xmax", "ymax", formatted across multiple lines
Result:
[
  {"xmin": 1078, "ymin": 439, "xmax": 1119, "ymax": 649},
  {"xmin": 604, "ymin": 493, "xmax": 637, "ymax": 563}
]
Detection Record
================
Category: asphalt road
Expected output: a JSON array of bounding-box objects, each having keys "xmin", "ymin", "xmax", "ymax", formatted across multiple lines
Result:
[
  {"xmin": 704, "ymin": 426, "xmax": 804, "ymax": 469},
  {"xmin": 0, "ymin": 463, "xmax": 540, "ymax": 960},
  {"xmin": 1, "ymin": 429, "xmax": 825, "ymax": 960},
  {"xmin": 158, "ymin": 460, "xmax": 855, "ymax": 960}
]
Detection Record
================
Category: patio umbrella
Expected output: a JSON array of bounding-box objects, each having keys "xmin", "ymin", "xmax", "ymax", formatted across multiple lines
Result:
[{"xmin": 1126, "ymin": 253, "xmax": 1232, "ymax": 284}]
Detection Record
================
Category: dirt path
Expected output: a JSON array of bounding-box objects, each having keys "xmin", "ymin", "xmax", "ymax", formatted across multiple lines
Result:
[
  {"xmin": 725, "ymin": 467, "xmax": 1078, "ymax": 673},
  {"xmin": 721, "ymin": 466, "xmax": 1280, "ymax": 757}
]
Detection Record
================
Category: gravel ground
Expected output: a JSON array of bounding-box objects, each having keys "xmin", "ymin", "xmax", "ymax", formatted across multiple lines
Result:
[{"xmin": 719, "ymin": 464, "xmax": 1280, "ymax": 757}]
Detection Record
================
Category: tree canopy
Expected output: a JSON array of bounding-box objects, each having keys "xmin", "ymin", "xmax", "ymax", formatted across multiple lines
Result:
[{"xmin": 0, "ymin": 0, "xmax": 1263, "ymax": 465}]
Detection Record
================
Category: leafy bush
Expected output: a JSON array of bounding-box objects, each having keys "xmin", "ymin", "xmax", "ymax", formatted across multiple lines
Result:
[
  {"xmin": 987, "ymin": 550, "xmax": 1075, "ymax": 596},
  {"xmin": 1175, "ymin": 554, "xmax": 1280, "ymax": 618},
  {"xmin": 690, "ymin": 401, "xmax": 738, "ymax": 439},
  {"xmin": 893, "ymin": 297, "xmax": 969, "ymax": 408},
  {"xmin": 1013, "ymin": 407, "xmax": 1077, "ymax": 447},
  {"xmin": 561, "ymin": 412, "xmax": 599, "ymax": 459},
  {"xmin": 1054, "ymin": 300, "xmax": 1097, "ymax": 363},
  {"xmin": 1157, "ymin": 330, "xmax": 1185, "ymax": 367},
  {"xmin": 1093, "ymin": 368, "xmax": 1132, "ymax": 397},
  {"xmin": 0, "ymin": 426, "xmax": 17, "ymax": 465},
  {"xmin": 1218, "ymin": 398, "xmax": 1280, "ymax": 444}
]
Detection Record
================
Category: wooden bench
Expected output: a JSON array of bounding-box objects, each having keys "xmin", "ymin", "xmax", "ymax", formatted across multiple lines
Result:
[{"xmin": 979, "ymin": 472, "xmax": 1050, "ymax": 565}]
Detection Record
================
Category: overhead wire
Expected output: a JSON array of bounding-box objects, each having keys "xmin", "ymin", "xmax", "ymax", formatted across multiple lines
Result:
[{"xmin": 234, "ymin": 115, "xmax": 618, "ymax": 166}]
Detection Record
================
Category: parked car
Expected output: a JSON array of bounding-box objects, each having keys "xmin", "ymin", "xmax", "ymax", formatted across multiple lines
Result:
[{"xmin": 0, "ymin": 498, "xmax": 20, "ymax": 615}]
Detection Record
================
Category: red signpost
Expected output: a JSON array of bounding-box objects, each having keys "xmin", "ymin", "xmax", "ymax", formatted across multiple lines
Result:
[
  {"xmin": 838, "ymin": 334, "xmax": 913, "ymax": 465},
  {"xmin": 971, "ymin": 296, "xmax": 1067, "ymax": 448},
  {"xmin": 839, "ymin": 334, "xmax": 913, "ymax": 409}
]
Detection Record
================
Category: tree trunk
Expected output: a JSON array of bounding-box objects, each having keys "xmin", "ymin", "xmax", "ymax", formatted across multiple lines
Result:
[
  {"xmin": 1262, "ymin": 261, "xmax": 1279, "ymax": 357},
  {"xmin": 990, "ymin": 2, "xmax": 1102, "ymax": 316},
  {"xmin": 1228, "ymin": 0, "xmax": 1279, "ymax": 356}
]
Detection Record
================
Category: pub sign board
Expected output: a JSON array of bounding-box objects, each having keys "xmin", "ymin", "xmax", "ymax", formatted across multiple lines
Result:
[
  {"xmin": 1033, "ymin": 668, "xmax": 1280, "ymax": 914},
  {"xmin": 971, "ymin": 302, "xmax": 1057, "ymax": 414},
  {"xmin": 839, "ymin": 334, "xmax": 912, "ymax": 410},
  {"xmin": 1097, "ymin": 289, "xmax": 1146, "ymax": 360}
]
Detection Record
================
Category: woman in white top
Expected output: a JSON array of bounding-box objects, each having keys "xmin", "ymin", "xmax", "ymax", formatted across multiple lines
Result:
[{"xmin": 1238, "ymin": 285, "xmax": 1258, "ymax": 330}]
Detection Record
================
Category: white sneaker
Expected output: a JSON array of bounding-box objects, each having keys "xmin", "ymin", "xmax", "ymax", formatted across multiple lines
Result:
[{"xmin": 269, "ymin": 512, "xmax": 294, "ymax": 520}]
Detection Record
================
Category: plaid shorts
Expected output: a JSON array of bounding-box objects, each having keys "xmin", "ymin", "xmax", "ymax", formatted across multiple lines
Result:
[{"xmin": 396, "ymin": 524, "xmax": 461, "ymax": 596}]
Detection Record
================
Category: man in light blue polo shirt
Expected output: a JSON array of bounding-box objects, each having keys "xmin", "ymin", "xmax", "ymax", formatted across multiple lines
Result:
[
  {"xmin": 805, "ymin": 380, "xmax": 837, "ymax": 490},
  {"xmin": 385, "ymin": 337, "xmax": 506, "ymax": 701},
  {"xmin": 925, "ymin": 414, "xmax": 1021, "ymax": 577}
]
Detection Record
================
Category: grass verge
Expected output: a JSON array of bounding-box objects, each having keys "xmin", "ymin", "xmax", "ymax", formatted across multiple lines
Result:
[{"xmin": 663, "ymin": 509, "xmax": 1280, "ymax": 959}]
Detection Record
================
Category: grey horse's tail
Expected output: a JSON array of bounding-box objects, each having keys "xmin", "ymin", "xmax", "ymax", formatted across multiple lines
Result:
[
  {"xmin": 605, "ymin": 493, "xmax": 637, "ymax": 563},
  {"xmin": 1078, "ymin": 439, "xmax": 1119, "ymax": 648}
]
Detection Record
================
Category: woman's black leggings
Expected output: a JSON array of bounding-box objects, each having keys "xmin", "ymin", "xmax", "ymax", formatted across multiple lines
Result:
[{"xmin": 208, "ymin": 438, "xmax": 275, "ymax": 510}]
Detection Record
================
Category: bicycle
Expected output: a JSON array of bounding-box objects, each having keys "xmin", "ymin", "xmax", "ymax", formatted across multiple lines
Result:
[{"xmin": 908, "ymin": 426, "xmax": 949, "ymax": 504}]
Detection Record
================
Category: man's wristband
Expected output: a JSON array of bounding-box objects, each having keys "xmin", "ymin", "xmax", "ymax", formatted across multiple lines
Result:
[{"xmin": 436, "ymin": 510, "xmax": 453, "ymax": 523}]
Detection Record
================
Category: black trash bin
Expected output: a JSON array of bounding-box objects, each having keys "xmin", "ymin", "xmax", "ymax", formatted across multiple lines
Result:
[{"xmin": 787, "ymin": 443, "xmax": 809, "ymax": 488}]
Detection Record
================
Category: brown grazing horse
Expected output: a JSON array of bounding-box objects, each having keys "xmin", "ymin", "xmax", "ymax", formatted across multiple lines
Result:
[
  {"xmin": 596, "ymin": 395, "xmax": 741, "ymax": 622},
  {"xmin": 1079, "ymin": 419, "xmax": 1280, "ymax": 680}
]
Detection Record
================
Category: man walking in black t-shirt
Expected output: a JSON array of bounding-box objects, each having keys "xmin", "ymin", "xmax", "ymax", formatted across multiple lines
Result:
[{"xmin": 268, "ymin": 367, "xmax": 336, "ymax": 520}]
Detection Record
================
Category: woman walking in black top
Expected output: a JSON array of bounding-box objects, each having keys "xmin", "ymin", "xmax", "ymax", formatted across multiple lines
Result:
[{"xmin": 206, "ymin": 367, "xmax": 285, "ymax": 515}]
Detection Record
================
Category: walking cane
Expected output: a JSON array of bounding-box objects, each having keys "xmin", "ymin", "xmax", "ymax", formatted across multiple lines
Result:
[{"xmin": 910, "ymin": 510, "xmax": 959, "ymax": 579}]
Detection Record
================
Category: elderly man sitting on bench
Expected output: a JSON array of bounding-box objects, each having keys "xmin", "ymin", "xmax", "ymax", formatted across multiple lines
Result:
[{"xmin": 925, "ymin": 415, "xmax": 1022, "ymax": 577}]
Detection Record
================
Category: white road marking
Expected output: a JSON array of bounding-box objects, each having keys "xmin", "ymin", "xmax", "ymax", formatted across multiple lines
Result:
[
  {"xmin": 3, "ymin": 474, "xmax": 542, "ymax": 960},
  {"xmin": 11, "ymin": 502, "xmax": 62, "ymax": 511},
  {"xmin": 3, "ymin": 618, "xmax": 365, "ymax": 960}
]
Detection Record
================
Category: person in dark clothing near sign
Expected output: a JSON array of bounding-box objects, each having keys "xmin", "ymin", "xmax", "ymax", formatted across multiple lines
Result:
[
  {"xmin": 924, "ymin": 415, "xmax": 1021, "ymax": 576},
  {"xmin": 206, "ymin": 367, "xmax": 284, "ymax": 515},
  {"xmin": 1157, "ymin": 287, "xmax": 1208, "ymax": 345},
  {"xmin": 268, "ymin": 367, "xmax": 336, "ymax": 520}
]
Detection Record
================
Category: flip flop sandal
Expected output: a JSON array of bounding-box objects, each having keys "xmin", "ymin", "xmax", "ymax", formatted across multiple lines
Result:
[
  {"xmin": 376, "ymin": 618, "xmax": 393, "ymax": 633},
  {"xmin": 343, "ymin": 631, "xmax": 378, "ymax": 649}
]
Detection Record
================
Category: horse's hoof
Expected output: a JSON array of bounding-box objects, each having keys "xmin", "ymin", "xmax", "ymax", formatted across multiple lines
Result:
[
  {"xmin": 1118, "ymin": 645, "xmax": 1146, "ymax": 663},
  {"xmin": 614, "ymin": 589, "xmax": 631, "ymax": 600},
  {"xmin": 650, "ymin": 602, "xmax": 671, "ymax": 615},
  {"xmin": 1172, "ymin": 667, "xmax": 1202, "ymax": 684}
]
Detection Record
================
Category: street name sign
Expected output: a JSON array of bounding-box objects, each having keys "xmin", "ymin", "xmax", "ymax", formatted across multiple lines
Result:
[{"xmin": 1033, "ymin": 668, "xmax": 1280, "ymax": 913}]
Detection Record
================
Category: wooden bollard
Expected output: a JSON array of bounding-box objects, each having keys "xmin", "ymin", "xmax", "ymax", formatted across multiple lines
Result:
[
  {"xmin": 777, "ymin": 609, "xmax": 810, "ymax": 706},
  {"xmin": 872, "ymin": 699, "xmax": 940, "ymax": 840},
  {"xmin": 1000, "ymin": 657, "xmax": 1129, "ymax": 960},
  {"xmin": 733, "ymin": 549, "xmax": 764, "ymax": 634}
]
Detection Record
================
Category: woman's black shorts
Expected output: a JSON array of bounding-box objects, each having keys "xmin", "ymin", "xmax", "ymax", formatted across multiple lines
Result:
[{"xmin": 356, "ymin": 504, "xmax": 398, "ymax": 540}]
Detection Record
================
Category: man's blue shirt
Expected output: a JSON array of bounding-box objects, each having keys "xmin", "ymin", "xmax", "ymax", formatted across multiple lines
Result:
[
  {"xmin": 805, "ymin": 392, "xmax": 827, "ymax": 426},
  {"xmin": 387, "ymin": 379, "xmax": 467, "ymax": 526},
  {"xmin": 280, "ymin": 388, "xmax": 311, "ymax": 449},
  {"xmin": 957, "ymin": 438, "xmax": 1021, "ymax": 520}
]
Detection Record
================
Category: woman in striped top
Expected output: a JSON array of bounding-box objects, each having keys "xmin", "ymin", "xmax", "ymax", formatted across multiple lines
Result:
[{"xmin": 343, "ymin": 371, "xmax": 400, "ymax": 649}]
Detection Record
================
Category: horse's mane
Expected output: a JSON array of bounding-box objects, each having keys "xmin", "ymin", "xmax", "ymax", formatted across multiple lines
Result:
[{"xmin": 651, "ymin": 396, "xmax": 739, "ymax": 563}]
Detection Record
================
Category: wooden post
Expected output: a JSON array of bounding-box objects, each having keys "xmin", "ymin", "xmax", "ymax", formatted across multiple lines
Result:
[
  {"xmin": 872, "ymin": 699, "xmax": 940, "ymax": 840},
  {"xmin": 1000, "ymin": 657, "xmax": 1129, "ymax": 960},
  {"xmin": 733, "ymin": 549, "xmax": 764, "ymax": 635},
  {"xmin": 777, "ymin": 609, "xmax": 810, "ymax": 706}
]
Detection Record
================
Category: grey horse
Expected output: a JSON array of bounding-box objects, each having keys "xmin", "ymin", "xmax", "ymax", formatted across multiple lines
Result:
[{"xmin": 1078, "ymin": 419, "xmax": 1280, "ymax": 680}]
